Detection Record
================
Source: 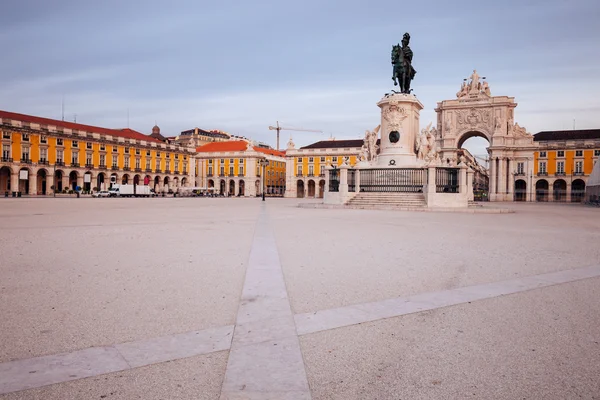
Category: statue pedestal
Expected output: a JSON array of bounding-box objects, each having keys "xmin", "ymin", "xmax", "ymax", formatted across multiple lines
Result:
[{"xmin": 376, "ymin": 93, "xmax": 424, "ymax": 167}]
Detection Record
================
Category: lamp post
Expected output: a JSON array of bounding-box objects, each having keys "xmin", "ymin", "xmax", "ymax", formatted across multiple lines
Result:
[{"xmin": 258, "ymin": 158, "xmax": 269, "ymax": 201}]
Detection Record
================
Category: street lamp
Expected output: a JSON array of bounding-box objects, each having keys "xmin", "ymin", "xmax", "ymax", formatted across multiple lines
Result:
[{"xmin": 258, "ymin": 158, "xmax": 269, "ymax": 201}]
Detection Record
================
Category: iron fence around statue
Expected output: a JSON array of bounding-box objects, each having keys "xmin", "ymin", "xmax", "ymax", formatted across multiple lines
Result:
[
  {"xmin": 435, "ymin": 168, "xmax": 459, "ymax": 193},
  {"xmin": 328, "ymin": 169, "xmax": 340, "ymax": 192},
  {"xmin": 359, "ymin": 168, "xmax": 425, "ymax": 192},
  {"xmin": 348, "ymin": 169, "xmax": 356, "ymax": 192}
]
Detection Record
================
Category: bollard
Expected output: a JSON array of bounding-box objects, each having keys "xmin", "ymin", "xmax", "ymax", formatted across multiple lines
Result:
[
  {"xmin": 17, "ymin": 192, "xmax": 21, "ymax": 198},
  {"xmin": 12, "ymin": 191, "xmax": 16, "ymax": 197}
]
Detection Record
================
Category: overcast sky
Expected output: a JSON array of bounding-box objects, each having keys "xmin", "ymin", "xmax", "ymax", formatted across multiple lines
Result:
[{"xmin": 1, "ymin": 0, "xmax": 599, "ymax": 156}]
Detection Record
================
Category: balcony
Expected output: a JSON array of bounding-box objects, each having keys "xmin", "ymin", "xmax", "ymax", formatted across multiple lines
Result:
[
  {"xmin": 555, "ymin": 172, "xmax": 565, "ymax": 176},
  {"xmin": 85, "ymin": 163, "xmax": 94, "ymax": 169},
  {"xmin": 123, "ymin": 167, "xmax": 131, "ymax": 171},
  {"xmin": 537, "ymin": 172, "xmax": 547, "ymax": 176},
  {"xmin": 207, "ymin": 173, "xmax": 213, "ymax": 177},
  {"xmin": 111, "ymin": 166, "xmax": 119, "ymax": 171},
  {"xmin": 574, "ymin": 171, "xmax": 584, "ymax": 176},
  {"xmin": 71, "ymin": 162, "xmax": 80, "ymax": 167},
  {"xmin": 135, "ymin": 168, "xmax": 142, "ymax": 172},
  {"xmin": 1, "ymin": 157, "xmax": 13, "ymax": 162},
  {"xmin": 55, "ymin": 161, "xmax": 65, "ymax": 166},
  {"xmin": 174, "ymin": 170, "xmax": 180, "ymax": 175},
  {"xmin": 38, "ymin": 159, "xmax": 49, "ymax": 165},
  {"xmin": 219, "ymin": 174, "xmax": 225, "ymax": 177},
  {"xmin": 145, "ymin": 168, "xmax": 153, "ymax": 173},
  {"xmin": 155, "ymin": 168, "xmax": 162, "ymax": 173},
  {"xmin": 21, "ymin": 158, "xmax": 32, "ymax": 164},
  {"xmin": 164, "ymin": 170, "xmax": 171, "ymax": 174},
  {"xmin": 307, "ymin": 173, "xmax": 314, "ymax": 177},
  {"xmin": 99, "ymin": 164, "xmax": 107, "ymax": 170},
  {"xmin": 297, "ymin": 173, "xmax": 304, "ymax": 177},
  {"xmin": 238, "ymin": 173, "xmax": 244, "ymax": 177}
]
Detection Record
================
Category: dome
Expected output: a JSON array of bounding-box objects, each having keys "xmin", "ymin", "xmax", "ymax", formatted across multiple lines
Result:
[{"xmin": 152, "ymin": 125, "xmax": 160, "ymax": 134}]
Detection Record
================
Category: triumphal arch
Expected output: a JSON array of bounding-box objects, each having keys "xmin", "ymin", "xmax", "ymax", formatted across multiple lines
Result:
[{"xmin": 435, "ymin": 70, "xmax": 535, "ymax": 201}]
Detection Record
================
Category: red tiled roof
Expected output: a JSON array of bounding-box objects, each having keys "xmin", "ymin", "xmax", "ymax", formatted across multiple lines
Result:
[
  {"xmin": 0, "ymin": 110, "xmax": 164, "ymax": 144},
  {"xmin": 196, "ymin": 140, "xmax": 285, "ymax": 157}
]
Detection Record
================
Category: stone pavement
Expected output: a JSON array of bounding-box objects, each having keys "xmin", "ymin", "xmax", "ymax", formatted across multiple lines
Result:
[{"xmin": 1, "ymin": 199, "xmax": 599, "ymax": 399}]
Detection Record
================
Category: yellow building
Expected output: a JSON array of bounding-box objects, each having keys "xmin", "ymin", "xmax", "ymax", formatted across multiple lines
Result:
[
  {"xmin": 530, "ymin": 130, "xmax": 600, "ymax": 202},
  {"xmin": 195, "ymin": 140, "xmax": 286, "ymax": 197},
  {"xmin": 0, "ymin": 110, "xmax": 195, "ymax": 195},
  {"xmin": 284, "ymin": 138, "xmax": 361, "ymax": 198}
]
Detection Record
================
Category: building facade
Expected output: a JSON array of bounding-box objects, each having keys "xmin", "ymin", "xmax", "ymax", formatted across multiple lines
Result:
[
  {"xmin": 0, "ymin": 111, "xmax": 195, "ymax": 196},
  {"xmin": 195, "ymin": 140, "xmax": 286, "ymax": 197},
  {"xmin": 284, "ymin": 138, "xmax": 360, "ymax": 198},
  {"xmin": 169, "ymin": 128, "xmax": 231, "ymax": 148}
]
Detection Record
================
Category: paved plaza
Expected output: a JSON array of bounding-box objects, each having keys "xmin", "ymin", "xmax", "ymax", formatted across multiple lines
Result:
[{"xmin": 1, "ymin": 198, "xmax": 599, "ymax": 399}]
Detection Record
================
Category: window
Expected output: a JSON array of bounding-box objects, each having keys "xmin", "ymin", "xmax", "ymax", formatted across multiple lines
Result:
[
  {"xmin": 220, "ymin": 166, "xmax": 225, "ymax": 176},
  {"xmin": 575, "ymin": 161, "xmax": 583, "ymax": 174},
  {"xmin": 135, "ymin": 148, "xmax": 140, "ymax": 155},
  {"xmin": 166, "ymin": 160, "xmax": 170, "ymax": 171},
  {"xmin": 239, "ymin": 158, "xmax": 244, "ymax": 163},
  {"xmin": 125, "ymin": 147, "xmax": 130, "ymax": 154},
  {"xmin": 239, "ymin": 166, "xmax": 244, "ymax": 176},
  {"xmin": 100, "ymin": 155, "xmax": 105, "ymax": 166},
  {"xmin": 539, "ymin": 151, "xmax": 546, "ymax": 158},
  {"xmin": 517, "ymin": 162, "xmax": 524, "ymax": 174},
  {"xmin": 72, "ymin": 140, "xmax": 78, "ymax": 148},
  {"xmin": 86, "ymin": 153, "xmax": 93, "ymax": 166},
  {"xmin": 124, "ymin": 157, "xmax": 130, "ymax": 169},
  {"xmin": 56, "ymin": 138, "xmax": 63, "ymax": 146},
  {"xmin": 38, "ymin": 148, "xmax": 47, "ymax": 162},
  {"xmin": 298, "ymin": 157, "xmax": 303, "ymax": 162},
  {"xmin": 595, "ymin": 150, "xmax": 600, "ymax": 157},
  {"xmin": 40, "ymin": 135, "xmax": 47, "ymax": 144},
  {"xmin": 220, "ymin": 159, "xmax": 224, "ymax": 163},
  {"xmin": 208, "ymin": 166, "xmax": 213, "ymax": 175},
  {"xmin": 556, "ymin": 161, "xmax": 564, "ymax": 174},
  {"xmin": 208, "ymin": 159, "xmax": 213, "ymax": 164},
  {"xmin": 56, "ymin": 150, "xmax": 64, "ymax": 163},
  {"xmin": 557, "ymin": 150, "xmax": 564, "ymax": 157},
  {"xmin": 135, "ymin": 158, "xmax": 141, "ymax": 169},
  {"xmin": 175, "ymin": 154, "xmax": 179, "ymax": 159},
  {"xmin": 229, "ymin": 158, "xmax": 234, "ymax": 163},
  {"xmin": 157, "ymin": 151, "xmax": 161, "ymax": 157},
  {"xmin": 86, "ymin": 142, "xmax": 92, "ymax": 149},
  {"xmin": 100, "ymin": 143, "xmax": 106, "ymax": 151},
  {"xmin": 22, "ymin": 133, "xmax": 29, "ymax": 142},
  {"xmin": 320, "ymin": 157, "xmax": 325, "ymax": 162},
  {"xmin": 308, "ymin": 157, "xmax": 314, "ymax": 163},
  {"xmin": 155, "ymin": 159, "xmax": 160, "ymax": 170},
  {"xmin": 145, "ymin": 159, "xmax": 150, "ymax": 169},
  {"xmin": 2, "ymin": 144, "xmax": 10, "ymax": 159},
  {"xmin": 22, "ymin": 147, "xmax": 30, "ymax": 161},
  {"xmin": 308, "ymin": 165, "xmax": 314, "ymax": 176},
  {"xmin": 113, "ymin": 155, "xmax": 118, "ymax": 167},
  {"xmin": 146, "ymin": 150, "xmax": 150, "ymax": 156},
  {"xmin": 229, "ymin": 166, "xmax": 234, "ymax": 176},
  {"xmin": 112, "ymin": 146, "xmax": 117, "ymax": 153},
  {"xmin": 2, "ymin": 131, "xmax": 10, "ymax": 139},
  {"xmin": 575, "ymin": 150, "xmax": 583, "ymax": 157},
  {"xmin": 539, "ymin": 161, "xmax": 546, "ymax": 174},
  {"xmin": 332, "ymin": 156, "xmax": 338, "ymax": 162},
  {"xmin": 71, "ymin": 152, "xmax": 79, "ymax": 164},
  {"xmin": 297, "ymin": 165, "xmax": 302, "ymax": 176}
]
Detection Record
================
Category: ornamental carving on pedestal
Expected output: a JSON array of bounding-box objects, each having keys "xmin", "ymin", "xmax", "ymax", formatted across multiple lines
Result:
[
  {"xmin": 456, "ymin": 108, "xmax": 492, "ymax": 132},
  {"xmin": 382, "ymin": 101, "xmax": 408, "ymax": 133}
]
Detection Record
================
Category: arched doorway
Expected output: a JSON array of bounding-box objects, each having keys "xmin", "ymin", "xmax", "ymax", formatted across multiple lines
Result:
[
  {"xmin": 535, "ymin": 180, "xmax": 549, "ymax": 202},
  {"xmin": 69, "ymin": 171, "xmax": 78, "ymax": 191},
  {"xmin": 318, "ymin": 180, "xmax": 325, "ymax": 198},
  {"xmin": 163, "ymin": 176, "xmax": 170, "ymax": 192},
  {"xmin": 173, "ymin": 177, "xmax": 179, "ymax": 189},
  {"xmin": 457, "ymin": 131, "xmax": 490, "ymax": 196},
  {"xmin": 514, "ymin": 179, "xmax": 527, "ymax": 201},
  {"xmin": 55, "ymin": 170, "xmax": 64, "ymax": 192},
  {"xmin": 307, "ymin": 180, "xmax": 315, "ymax": 197},
  {"xmin": 122, "ymin": 174, "xmax": 130, "ymax": 185},
  {"xmin": 0, "ymin": 166, "xmax": 11, "ymax": 192},
  {"xmin": 229, "ymin": 180, "xmax": 235, "ymax": 196},
  {"xmin": 572, "ymin": 179, "xmax": 586, "ymax": 202},
  {"xmin": 83, "ymin": 171, "xmax": 92, "ymax": 192},
  {"xmin": 110, "ymin": 173, "xmax": 118, "ymax": 188},
  {"xmin": 154, "ymin": 176, "xmax": 160, "ymax": 192},
  {"xmin": 18, "ymin": 168, "xmax": 31, "ymax": 194},
  {"xmin": 208, "ymin": 179, "xmax": 214, "ymax": 189},
  {"xmin": 37, "ymin": 169, "xmax": 48, "ymax": 195},
  {"xmin": 144, "ymin": 175, "xmax": 151, "ymax": 186},
  {"xmin": 96, "ymin": 173, "xmax": 106, "ymax": 191},
  {"xmin": 133, "ymin": 175, "xmax": 141, "ymax": 186},
  {"xmin": 553, "ymin": 179, "xmax": 566, "ymax": 202},
  {"xmin": 297, "ymin": 180, "xmax": 305, "ymax": 198},
  {"xmin": 239, "ymin": 180, "xmax": 245, "ymax": 196},
  {"xmin": 220, "ymin": 180, "xmax": 226, "ymax": 195},
  {"xmin": 181, "ymin": 177, "xmax": 187, "ymax": 187}
]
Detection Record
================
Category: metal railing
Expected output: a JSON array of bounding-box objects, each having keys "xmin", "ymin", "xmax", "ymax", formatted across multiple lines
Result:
[
  {"xmin": 348, "ymin": 169, "xmax": 356, "ymax": 192},
  {"xmin": 435, "ymin": 168, "xmax": 459, "ymax": 193},
  {"xmin": 21, "ymin": 158, "xmax": 32, "ymax": 164},
  {"xmin": 328, "ymin": 169, "xmax": 340, "ymax": 192},
  {"xmin": 359, "ymin": 168, "xmax": 425, "ymax": 192},
  {"xmin": 1, "ymin": 157, "xmax": 13, "ymax": 162}
]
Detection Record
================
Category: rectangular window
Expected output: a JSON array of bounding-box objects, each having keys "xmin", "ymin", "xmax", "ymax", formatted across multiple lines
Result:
[
  {"xmin": 220, "ymin": 166, "xmax": 225, "ymax": 176},
  {"xmin": 124, "ymin": 157, "xmax": 130, "ymax": 168},
  {"xmin": 239, "ymin": 166, "xmax": 244, "ymax": 176},
  {"xmin": 2, "ymin": 144, "xmax": 10, "ymax": 159},
  {"xmin": 40, "ymin": 135, "xmax": 47, "ymax": 144},
  {"xmin": 309, "ymin": 157, "xmax": 314, "ymax": 163},
  {"xmin": 297, "ymin": 165, "xmax": 302, "ymax": 176},
  {"xmin": 298, "ymin": 157, "xmax": 303, "ymax": 162},
  {"xmin": 135, "ymin": 148, "xmax": 140, "ymax": 155},
  {"xmin": 575, "ymin": 150, "xmax": 583, "ymax": 157},
  {"xmin": 113, "ymin": 155, "xmax": 118, "ymax": 167},
  {"xmin": 86, "ymin": 153, "xmax": 92, "ymax": 166},
  {"xmin": 57, "ymin": 138, "xmax": 63, "ymax": 146},
  {"xmin": 175, "ymin": 153, "xmax": 179, "ymax": 159},
  {"xmin": 2, "ymin": 131, "xmax": 10, "ymax": 139},
  {"xmin": 517, "ymin": 162, "xmax": 524, "ymax": 174},
  {"xmin": 332, "ymin": 156, "xmax": 338, "ymax": 162},
  {"xmin": 135, "ymin": 158, "xmax": 141, "ymax": 169},
  {"xmin": 557, "ymin": 150, "xmax": 564, "ymax": 157},
  {"xmin": 539, "ymin": 161, "xmax": 546, "ymax": 174},
  {"xmin": 556, "ymin": 161, "xmax": 564, "ymax": 174},
  {"xmin": 539, "ymin": 151, "xmax": 546, "ymax": 158},
  {"xmin": 209, "ymin": 159, "xmax": 213, "ymax": 164},
  {"xmin": 100, "ymin": 155, "xmax": 105, "ymax": 166},
  {"xmin": 220, "ymin": 159, "xmax": 224, "ymax": 163},
  {"xmin": 308, "ymin": 165, "xmax": 314, "ymax": 176},
  {"xmin": 22, "ymin": 133, "xmax": 29, "ymax": 142},
  {"xmin": 56, "ymin": 150, "xmax": 63, "ymax": 163},
  {"xmin": 166, "ymin": 161, "xmax": 170, "ymax": 171},
  {"xmin": 71, "ymin": 152, "xmax": 78, "ymax": 164},
  {"xmin": 208, "ymin": 166, "xmax": 213, "ymax": 175},
  {"xmin": 40, "ymin": 148, "xmax": 47, "ymax": 162},
  {"xmin": 239, "ymin": 158, "xmax": 244, "ymax": 163},
  {"xmin": 320, "ymin": 157, "xmax": 325, "ymax": 162},
  {"xmin": 229, "ymin": 158, "xmax": 234, "ymax": 163},
  {"xmin": 86, "ymin": 142, "xmax": 92, "ymax": 149},
  {"xmin": 156, "ymin": 159, "xmax": 160, "ymax": 170},
  {"xmin": 146, "ymin": 150, "xmax": 150, "ymax": 156},
  {"xmin": 125, "ymin": 147, "xmax": 130, "ymax": 154},
  {"xmin": 22, "ymin": 147, "xmax": 30, "ymax": 161},
  {"xmin": 229, "ymin": 166, "xmax": 234, "ymax": 176},
  {"xmin": 157, "ymin": 152, "xmax": 161, "ymax": 157},
  {"xmin": 112, "ymin": 146, "xmax": 118, "ymax": 153},
  {"xmin": 575, "ymin": 161, "xmax": 583, "ymax": 174},
  {"xmin": 72, "ymin": 140, "xmax": 78, "ymax": 148},
  {"xmin": 100, "ymin": 143, "xmax": 106, "ymax": 151}
]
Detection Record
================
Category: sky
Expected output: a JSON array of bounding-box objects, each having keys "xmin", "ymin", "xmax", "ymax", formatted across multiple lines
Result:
[{"xmin": 1, "ymin": 0, "xmax": 599, "ymax": 157}]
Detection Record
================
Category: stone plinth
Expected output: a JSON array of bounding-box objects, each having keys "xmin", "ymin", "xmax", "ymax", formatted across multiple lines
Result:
[{"xmin": 376, "ymin": 93, "xmax": 424, "ymax": 167}]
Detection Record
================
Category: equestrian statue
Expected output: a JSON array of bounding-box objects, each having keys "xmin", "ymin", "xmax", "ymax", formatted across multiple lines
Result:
[{"xmin": 391, "ymin": 32, "xmax": 416, "ymax": 94}]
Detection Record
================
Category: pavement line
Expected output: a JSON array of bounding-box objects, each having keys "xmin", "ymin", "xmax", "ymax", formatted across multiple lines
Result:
[
  {"xmin": 0, "ymin": 325, "xmax": 234, "ymax": 395},
  {"xmin": 294, "ymin": 264, "xmax": 600, "ymax": 336},
  {"xmin": 220, "ymin": 205, "xmax": 311, "ymax": 400}
]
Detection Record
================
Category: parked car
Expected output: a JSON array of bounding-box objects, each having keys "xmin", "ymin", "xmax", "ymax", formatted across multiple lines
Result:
[{"xmin": 92, "ymin": 190, "xmax": 111, "ymax": 198}]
